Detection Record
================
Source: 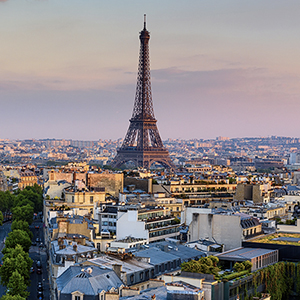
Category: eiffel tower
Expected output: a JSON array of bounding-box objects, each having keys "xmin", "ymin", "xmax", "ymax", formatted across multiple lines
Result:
[{"xmin": 112, "ymin": 15, "xmax": 174, "ymax": 169}]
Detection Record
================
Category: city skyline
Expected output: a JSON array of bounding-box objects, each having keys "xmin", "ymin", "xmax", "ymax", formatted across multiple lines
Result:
[{"xmin": 1, "ymin": 1, "xmax": 300, "ymax": 141}]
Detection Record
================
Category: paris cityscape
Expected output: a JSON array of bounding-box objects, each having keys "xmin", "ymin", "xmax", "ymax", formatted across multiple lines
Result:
[{"xmin": 1, "ymin": 1, "xmax": 300, "ymax": 300}]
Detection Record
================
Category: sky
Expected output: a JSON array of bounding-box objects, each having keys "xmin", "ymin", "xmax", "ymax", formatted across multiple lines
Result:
[{"xmin": 1, "ymin": 0, "xmax": 300, "ymax": 141}]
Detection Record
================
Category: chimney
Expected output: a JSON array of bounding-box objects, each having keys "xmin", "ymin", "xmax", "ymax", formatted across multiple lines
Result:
[
  {"xmin": 151, "ymin": 295, "xmax": 156, "ymax": 300},
  {"xmin": 112, "ymin": 264, "xmax": 122, "ymax": 278},
  {"xmin": 73, "ymin": 244, "xmax": 78, "ymax": 252}
]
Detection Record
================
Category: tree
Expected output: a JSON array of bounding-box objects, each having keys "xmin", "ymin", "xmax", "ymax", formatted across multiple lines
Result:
[
  {"xmin": 11, "ymin": 220, "xmax": 33, "ymax": 239},
  {"xmin": 0, "ymin": 295, "xmax": 26, "ymax": 300},
  {"xmin": 13, "ymin": 195, "xmax": 34, "ymax": 211},
  {"xmin": 233, "ymin": 262, "xmax": 245, "ymax": 273},
  {"xmin": 181, "ymin": 256, "xmax": 220, "ymax": 275},
  {"xmin": 12, "ymin": 204, "xmax": 34, "ymax": 225},
  {"xmin": 6, "ymin": 270, "xmax": 29, "ymax": 299},
  {"xmin": 242, "ymin": 260, "xmax": 252, "ymax": 271},
  {"xmin": 0, "ymin": 191, "xmax": 14, "ymax": 215},
  {"xmin": 2, "ymin": 245, "xmax": 32, "ymax": 272},
  {"xmin": 18, "ymin": 188, "xmax": 43, "ymax": 213},
  {"xmin": 0, "ymin": 212, "xmax": 3, "ymax": 226},
  {"xmin": 0, "ymin": 254, "xmax": 31, "ymax": 286},
  {"xmin": 208, "ymin": 255, "xmax": 219, "ymax": 267},
  {"xmin": 4, "ymin": 230, "xmax": 32, "ymax": 253}
]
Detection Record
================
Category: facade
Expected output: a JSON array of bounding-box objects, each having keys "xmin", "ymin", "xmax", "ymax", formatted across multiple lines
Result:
[
  {"xmin": 46, "ymin": 169, "xmax": 123, "ymax": 198},
  {"xmin": 18, "ymin": 170, "xmax": 38, "ymax": 190},
  {"xmin": 64, "ymin": 185, "xmax": 106, "ymax": 218},
  {"xmin": 235, "ymin": 183, "xmax": 268, "ymax": 203},
  {"xmin": 117, "ymin": 207, "xmax": 182, "ymax": 243}
]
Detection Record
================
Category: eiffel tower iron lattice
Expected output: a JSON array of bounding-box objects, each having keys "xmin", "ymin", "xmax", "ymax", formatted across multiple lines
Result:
[{"xmin": 112, "ymin": 16, "xmax": 174, "ymax": 169}]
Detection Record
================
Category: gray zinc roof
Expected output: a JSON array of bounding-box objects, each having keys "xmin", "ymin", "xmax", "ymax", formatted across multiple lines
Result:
[
  {"xmin": 217, "ymin": 247, "xmax": 276, "ymax": 261},
  {"xmin": 134, "ymin": 247, "xmax": 180, "ymax": 265},
  {"xmin": 56, "ymin": 265, "xmax": 123, "ymax": 296}
]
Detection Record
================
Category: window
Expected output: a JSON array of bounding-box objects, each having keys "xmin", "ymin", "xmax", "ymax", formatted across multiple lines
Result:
[
  {"xmin": 72, "ymin": 196, "xmax": 74, "ymax": 203},
  {"xmin": 90, "ymin": 196, "xmax": 94, "ymax": 204},
  {"xmin": 75, "ymin": 297, "xmax": 80, "ymax": 300}
]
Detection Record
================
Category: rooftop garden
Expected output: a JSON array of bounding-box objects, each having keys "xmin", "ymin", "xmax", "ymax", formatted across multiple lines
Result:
[
  {"xmin": 251, "ymin": 233, "xmax": 300, "ymax": 246},
  {"xmin": 180, "ymin": 256, "xmax": 252, "ymax": 282},
  {"xmin": 181, "ymin": 257, "xmax": 300, "ymax": 300}
]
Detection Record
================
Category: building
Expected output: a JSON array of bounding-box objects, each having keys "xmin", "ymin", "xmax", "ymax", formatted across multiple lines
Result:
[
  {"xmin": 51, "ymin": 235, "xmax": 97, "ymax": 278},
  {"xmin": 184, "ymin": 207, "xmax": 262, "ymax": 251},
  {"xmin": 117, "ymin": 207, "xmax": 182, "ymax": 243},
  {"xmin": 217, "ymin": 247, "xmax": 279, "ymax": 272},
  {"xmin": 56, "ymin": 265, "xmax": 124, "ymax": 300},
  {"xmin": 18, "ymin": 170, "xmax": 38, "ymax": 190}
]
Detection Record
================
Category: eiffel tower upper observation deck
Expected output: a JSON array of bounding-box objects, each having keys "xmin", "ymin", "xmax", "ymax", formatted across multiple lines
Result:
[{"xmin": 112, "ymin": 15, "xmax": 174, "ymax": 169}]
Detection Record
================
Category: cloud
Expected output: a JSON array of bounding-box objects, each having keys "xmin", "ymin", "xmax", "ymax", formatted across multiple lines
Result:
[{"xmin": 151, "ymin": 67, "xmax": 299, "ymax": 98}]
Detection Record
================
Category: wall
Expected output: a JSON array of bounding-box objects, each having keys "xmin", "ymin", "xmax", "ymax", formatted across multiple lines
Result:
[
  {"xmin": 277, "ymin": 220, "xmax": 300, "ymax": 233},
  {"xmin": 162, "ymin": 274, "xmax": 203, "ymax": 289},
  {"xmin": 186, "ymin": 208, "xmax": 242, "ymax": 251},
  {"xmin": 116, "ymin": 210, "xmax": 148, "ymax": 241},
  {"xmin": 124, "ymin": 177, "xmax": 152, "ymax": 193},
  {"xmin": 88, "ymin": 173, "xmax": 123, "ymax": 197}
]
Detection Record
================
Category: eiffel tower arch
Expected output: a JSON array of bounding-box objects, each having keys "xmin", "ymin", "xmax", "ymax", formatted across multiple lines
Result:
[{"xmin": 112, "ymin": 16, "xmax": 174, "ymax": 170}]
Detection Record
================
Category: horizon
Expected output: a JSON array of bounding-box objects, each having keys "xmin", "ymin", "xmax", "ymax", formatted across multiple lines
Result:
[
  {"xmin": 1, "ymin": 1, "xmax": 300, "ymax": 140},
  {"xmin": 2, "ymin": 135, "xmax": 300, "ymax": 142}
]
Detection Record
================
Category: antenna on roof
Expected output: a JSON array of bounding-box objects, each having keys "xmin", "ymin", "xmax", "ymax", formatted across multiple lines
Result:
[{"xmin": 144, "ymin": 14, "xmax": 146, "ymax": 29}]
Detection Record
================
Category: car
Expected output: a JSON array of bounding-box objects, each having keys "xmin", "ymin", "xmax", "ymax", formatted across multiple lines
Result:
[
  {"xmin": 30, "ymin": 267, "xmax": 34, "ymax": 273},
  {"xmin": 39, "ymin": 242, "xmax": 43, "ymax": 248},
  {"xmin": 35, "ymin": 225, "xmax": 40, "ymax": 229},
  {"xmin": 37, "ymin": 282, "xmax": 43, "ymax": 291},
  {"xmin": 36, "ymin": 267, "xmax": 42, "ymax": 274},
  {"xmin": 36, "ymin": 238, "xmax": 41, "ymax": 243},
  {"xmin": 37, "ymin": 290, "xmax": 43, "ymax": 299}
]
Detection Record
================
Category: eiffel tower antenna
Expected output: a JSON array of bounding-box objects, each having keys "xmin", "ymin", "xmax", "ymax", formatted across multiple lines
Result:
[{"xmin": 112, "ymin": 16, "xmax": 174, "ymax": 170}]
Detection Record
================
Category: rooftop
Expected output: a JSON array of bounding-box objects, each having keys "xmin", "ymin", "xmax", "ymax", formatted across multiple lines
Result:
[{"xmin": 217, "ymin": 247, "xmax": 277, "ymax": 261}]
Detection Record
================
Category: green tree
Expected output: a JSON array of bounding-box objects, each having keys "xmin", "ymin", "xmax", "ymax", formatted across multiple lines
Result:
[
  {"xmin": 11, "ymin": 220, "xmax": 33, "ymax": 239},
  {"xmin": 0, "ymin": 254, "xmax": 31, "ymax": 286},
  {"xmin": 233, "ymin": 262, "xmax": 245, "ymax": 273},
  {"xmin": 4, "ymin": 230, "xmax": 32, "ymax": 253},
  {"xmin": 0, "ymin": 211, "xmax": 3, "ymax": 226},
  {"xmin": 19, "ymin": 188, "xmax": 43, "ymax": 213},
  {"xmin": 0, "ymin": 295, "xmax": 26, "ymax": 300},
  {"xmin": 181, "ymin": 256, "xmax": 220, "ymax": 275},
  {"xmin": 0, "ymin": 191, "xmax": 14, "ymax": 216},
  {"xmin": 13, "ymin": 195, "xmax": 34, "ymax": 211},
  {"xmin": 6, "ymin": 270, "xmax": 29, "ymax": 298},
  {"xmin": 242, "ymin": 260, "xmax": 252, "ymax": 271},
  {"xmin": 2, "ymin": 245, "xmax": 32, "ymax": 272},
  {"xmin": 12, "ymin": 204, "xmax": 34, "ymax": 225}
]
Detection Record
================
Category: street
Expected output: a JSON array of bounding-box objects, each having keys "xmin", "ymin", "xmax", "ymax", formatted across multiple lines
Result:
[{"xmin": 0, "ymin": 218, "xmax": 50, "ymax": 299}]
